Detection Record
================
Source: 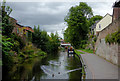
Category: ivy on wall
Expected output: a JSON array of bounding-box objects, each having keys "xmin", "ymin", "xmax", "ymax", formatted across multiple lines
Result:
[{"xmin": 105, "ymin": 30, "xmax": 120, "ymax": 44}]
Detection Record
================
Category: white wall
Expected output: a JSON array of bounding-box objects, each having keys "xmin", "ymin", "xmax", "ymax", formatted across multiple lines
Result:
[{"xmin": 94, "ymin": 14, "xmax": 112, "ymax": 35}]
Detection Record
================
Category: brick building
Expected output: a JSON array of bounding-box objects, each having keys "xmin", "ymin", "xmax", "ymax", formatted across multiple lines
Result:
[
  {"xmin": 9, "ymin": 17, "xmax": 34, "ymax": 42},
  {"xmin": 112, "ymin": 0, "xmax": 120, "ymax": 21},
  {"xmin": 95, "ymin": 0, "xmax": 120, "ymax": 65}
]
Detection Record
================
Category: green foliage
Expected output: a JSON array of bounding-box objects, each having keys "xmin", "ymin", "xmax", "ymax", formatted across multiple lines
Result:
[
  {"xmin": 10, "ymin": 33, "xmax": 25, "ymax": 49},
  {"xmin": 32, "ymin": 25, "xmax": 42, "ymax": 47},
  {"xmin": 32, "ymin": 25, "xmax": 60, "ymax": 53},
  {"xmin": 74, "ymin": 50, "xmax": 85, "ymax": 54},
  {"xmin": 40, "ymin": 31, "xmax": 49, "ymax": 51},
  {"xmin": 89, "ymin": 15, "xmax": 103, "ymax": 27},
  {"xmin": 1, "ymin": 1, "xmax": 26, "ymax": 72},
  {"xmin": 1, "ymin": 2, "xmax": 14, "ymax": 36},
  {"xmin": 105, "ymin": 30, "xmax": 120, "ymax": 44},
  {"xmin": 79, "ymin": 49, "xmax": 93, "ymax": 53},
  {"xmin": 64, "ymin": 2, "xmax": 93, "ymax": 48},
  {"xmin": 2, "ymin": 36, "xmax": 13, "ymax": 55},
  {"xmin": 79, "ymin": 40, "xmax": 87, "ymax": 49},
  {"xmin": 27, "ymin": 31, "xmax": 33, "ymax": 42},
  {"xmin": 2, "ymin": 36, "xmax": 14, "ymax": 71},
  {"xmin": 36, "ymin": 50, "xmax": 47, "ymax": 56},
  {"xmin": 93, "ymin": 35, "xmax": 97, "ymax": 42},
  {"xmin": 1, "ymin": 1, "xmax": 48, "ymax": 74}
]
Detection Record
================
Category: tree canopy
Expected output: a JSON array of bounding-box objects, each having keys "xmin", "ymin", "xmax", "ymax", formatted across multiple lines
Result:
[
  {"xmin": 2, "ymin": 1, "xmax": 14, "ymax": 36},
  {"xmin": 32, "ymin": 26, "xmax": 60, "ymax": 53},
  {"xmin": 64, "ymin": 2, "xmax": 93, "ymax": 48},
  {"xmin": 89, "ymin": 15, "xmax": 103, "ymax": 27}
]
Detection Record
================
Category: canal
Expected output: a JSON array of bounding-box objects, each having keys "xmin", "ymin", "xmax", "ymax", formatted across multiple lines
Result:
[{"xmin": 3, "ymin": 50, "xmax": 82, "ymax": 81}]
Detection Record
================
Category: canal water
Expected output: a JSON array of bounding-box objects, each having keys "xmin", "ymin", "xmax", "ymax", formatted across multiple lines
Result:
[{"xmin": 3, "ymin": 50, "xmax": 82, "ymax": 81}]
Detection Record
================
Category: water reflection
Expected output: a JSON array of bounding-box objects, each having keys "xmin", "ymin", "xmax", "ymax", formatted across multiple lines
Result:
[
  {"xmin": 38, "ymin": 51, "xmax": 82, "ymax": 80},
  {"xmin": 3, "ymin": 51, "xmax": 82, "ymax": 81}
]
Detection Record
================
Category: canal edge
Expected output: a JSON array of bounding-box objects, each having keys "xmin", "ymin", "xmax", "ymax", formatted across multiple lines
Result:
[{"xmin": 79, "ymin": 54, "xmax": 87, "ymax": 80}]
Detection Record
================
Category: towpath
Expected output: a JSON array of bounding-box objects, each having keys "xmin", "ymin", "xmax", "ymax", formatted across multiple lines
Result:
[{"xmin": 78, "ymin": 50, "xmax": 119, "ymax": 80}]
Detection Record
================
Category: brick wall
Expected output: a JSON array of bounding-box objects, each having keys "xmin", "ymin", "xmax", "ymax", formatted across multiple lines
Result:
[
  {"xmin": 95, "ymin": 18, "xmax": 120, "ymax": 65},
  {"xmin": 96, "ymin": 18, "xmax": 120, "ymax": 47},
  {"xmin": 112, "ymin": 7, "xmax": 120, "ymax": 21}
]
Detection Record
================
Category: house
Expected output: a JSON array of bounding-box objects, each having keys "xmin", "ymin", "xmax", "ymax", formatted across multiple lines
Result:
[
  {"xmin": 112, "ymin": 0, "xmax": 120, "ymax": 21},
  {"xmin": 9, "ymin": 17, "xmax": 34, "ymax": 42},
  {"xmin": 90, "ymin": 20, "xmax": 99, "ymax": 35},
  {"xmin": 95, "ymin": 0, "xmax": 120, "ymax": 65},
  {"xmin": 22, "ymin": 26, "xmax": 34, "ymax": 41},
  {"xmin": 94, "ymin": 13, "xmax": 112, "ymax": 36}
]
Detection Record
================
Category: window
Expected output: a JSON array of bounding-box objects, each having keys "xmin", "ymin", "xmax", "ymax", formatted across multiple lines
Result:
[
  {"xmin": 99, "ymin": 24, "xmax": 101, "ymax": 29},
  {"xmin": 17, "ymin": 28, "xmax": 19, "ymax": 34},
  {"xmin": 99, "ymin": 39, "xmax": 101, "ymax": 43}
]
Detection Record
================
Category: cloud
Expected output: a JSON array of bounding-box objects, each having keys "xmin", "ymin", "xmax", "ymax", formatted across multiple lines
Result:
[
  {"xmin": 87, "ymin": 2, "xmax": 114, "ymax": 16},
  {"xmin": 7, "ymin": 2, "xmax": 73, "ymax": 26},
  {"xmin": 6, "ymin": 2, "xmax": 114, "ymax": 38}
]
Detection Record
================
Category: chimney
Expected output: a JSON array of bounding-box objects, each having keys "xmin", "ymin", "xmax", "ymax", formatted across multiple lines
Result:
[{"xmin": 112, "ymin": 0, "xmax": 120, "ymax": 22}]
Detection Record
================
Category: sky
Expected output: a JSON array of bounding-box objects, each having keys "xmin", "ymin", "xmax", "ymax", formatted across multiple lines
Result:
[{"xmin": 5, "ymin": 1, "xmax": 115, "ymax": 38}]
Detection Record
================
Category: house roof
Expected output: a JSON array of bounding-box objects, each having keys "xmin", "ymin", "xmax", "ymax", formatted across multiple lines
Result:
[
  {"xmin": 95, "ymin": 13, "xmax": 112, "ymax": 25},
  {"xmin": 113, "ymin": 0, "xmax": 120, "ymax": 7},
  {"xmin": 9, "ymin": 17, "xmax": 17, "ymax": 21},
  {"xmin": 16, "ymin": 23, "xmax": 24, "ymax": 27},
  {"xmin": 91, "ymin": 20, "xmax": 100, "ymax": 29}
]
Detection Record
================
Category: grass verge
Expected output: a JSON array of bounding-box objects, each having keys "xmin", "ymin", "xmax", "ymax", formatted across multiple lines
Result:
[
  {"xmin": 75, "ymin": 50, "xmax": 85, "ymax": 55},
  {"xmin": 79, "ymin": 49, "xmax": 93, "ymax": 54}
]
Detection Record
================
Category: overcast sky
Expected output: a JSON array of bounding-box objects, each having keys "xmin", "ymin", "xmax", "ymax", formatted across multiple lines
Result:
[{"xmin": 6, "ymin": 1, "xmax": 115, "ymax": 38}]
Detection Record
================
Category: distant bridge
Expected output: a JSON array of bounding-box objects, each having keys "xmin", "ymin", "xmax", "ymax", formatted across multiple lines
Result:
[{"xmin": 60, "ymin": 43, "xmax": 71, "ymax": 47}]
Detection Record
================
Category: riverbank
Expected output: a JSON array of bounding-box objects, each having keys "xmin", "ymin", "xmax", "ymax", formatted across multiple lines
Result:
[
  {"xmin": 2, "ymin": 42, "xmax": 48, "ymax": 80},
  {"xmin": 74, "ymin": 51, "xmax": 86, "ymax": 80},
  {"xmin": 4, "ymin": 55, "xmax": 47, "ymax": 81},
  {"xmin": 3, "ymin": 42, "xmax": 49, "ymax": 81},
  {"xmin": 3, "ymin": 50, "xmax": 83, "ymax": 80},
  {"xmin": 11, "ymin": 42, "xmax": 47, "ymax": 64}
]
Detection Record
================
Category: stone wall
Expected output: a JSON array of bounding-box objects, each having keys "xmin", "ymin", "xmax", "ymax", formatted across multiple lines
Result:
[{"xmin": 95, "ymin": 18, "xmax": 120, "ymax": 65}]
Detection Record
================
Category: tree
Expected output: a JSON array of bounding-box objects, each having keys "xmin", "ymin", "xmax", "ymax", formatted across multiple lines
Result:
[
  {"xmin": 64, "ymin": 2, "xmax": 93, "ymax": 48},
  {"xmin": 2, "ymin": 1, "xmax": 14, "ymax": 36},
  {"xmin": 46, "ymin": 32, "xmax": 60, "ymax": 53},
  {"xmin": 89, "ymin": 15, "xmax": 103, "ymax": 27},
  {"xmin": 40, "ymin": 30, "xmax": 49, "ymax": 51},
  {"xmin": 32, "ymin": 25, "xmax": 42, "ymax": 48},
  {"xmin": 32, "ymin": 26, "xmax": 60, "ymax": 53}
]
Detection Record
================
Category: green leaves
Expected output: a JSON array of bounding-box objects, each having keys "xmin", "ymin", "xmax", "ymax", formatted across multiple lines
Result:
[
  {"xmin": 32, "ymin": 26, "xmax": 60, "ymax": 53},
  {"xmin": 89, "ymin": 15, "xmax": 103, "ymax": 27},
  {"xmin": 1, "ymin": 1, "xmax": 14, "ymax": 36},
  {"xmin": 64, "ymin": 2, "xmax": 93, "ymax": 48},
  {"xmin": 2, "ymin": 36, "xmax": 13, "ymax": 55},
  {"xmin": 105, "ymin": 30, "xmax": 120, "ymax": 44}
]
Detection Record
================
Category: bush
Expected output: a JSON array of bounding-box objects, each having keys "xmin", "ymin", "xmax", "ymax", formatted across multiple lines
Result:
[
  {"xmin": 90, "ymin": 34, "xmax": 94, "ymax": 38},
  {"xmin": 37, "ymin": 51, "xmax": 47, "ymax": 56},
  {"xmin": 2, "ymin": 36, "xmax": 14, "ymax": 71},
  {"xmin": 93, "ymin": 35, "xmax": 97, "ymax": 42},
  {"xmin": 10, "ymin": 33, "xmax": 25, "ymax": 49},
  {"xmin": 79, "ymin": 40, "xmax": 87, "ymax": 49}
]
